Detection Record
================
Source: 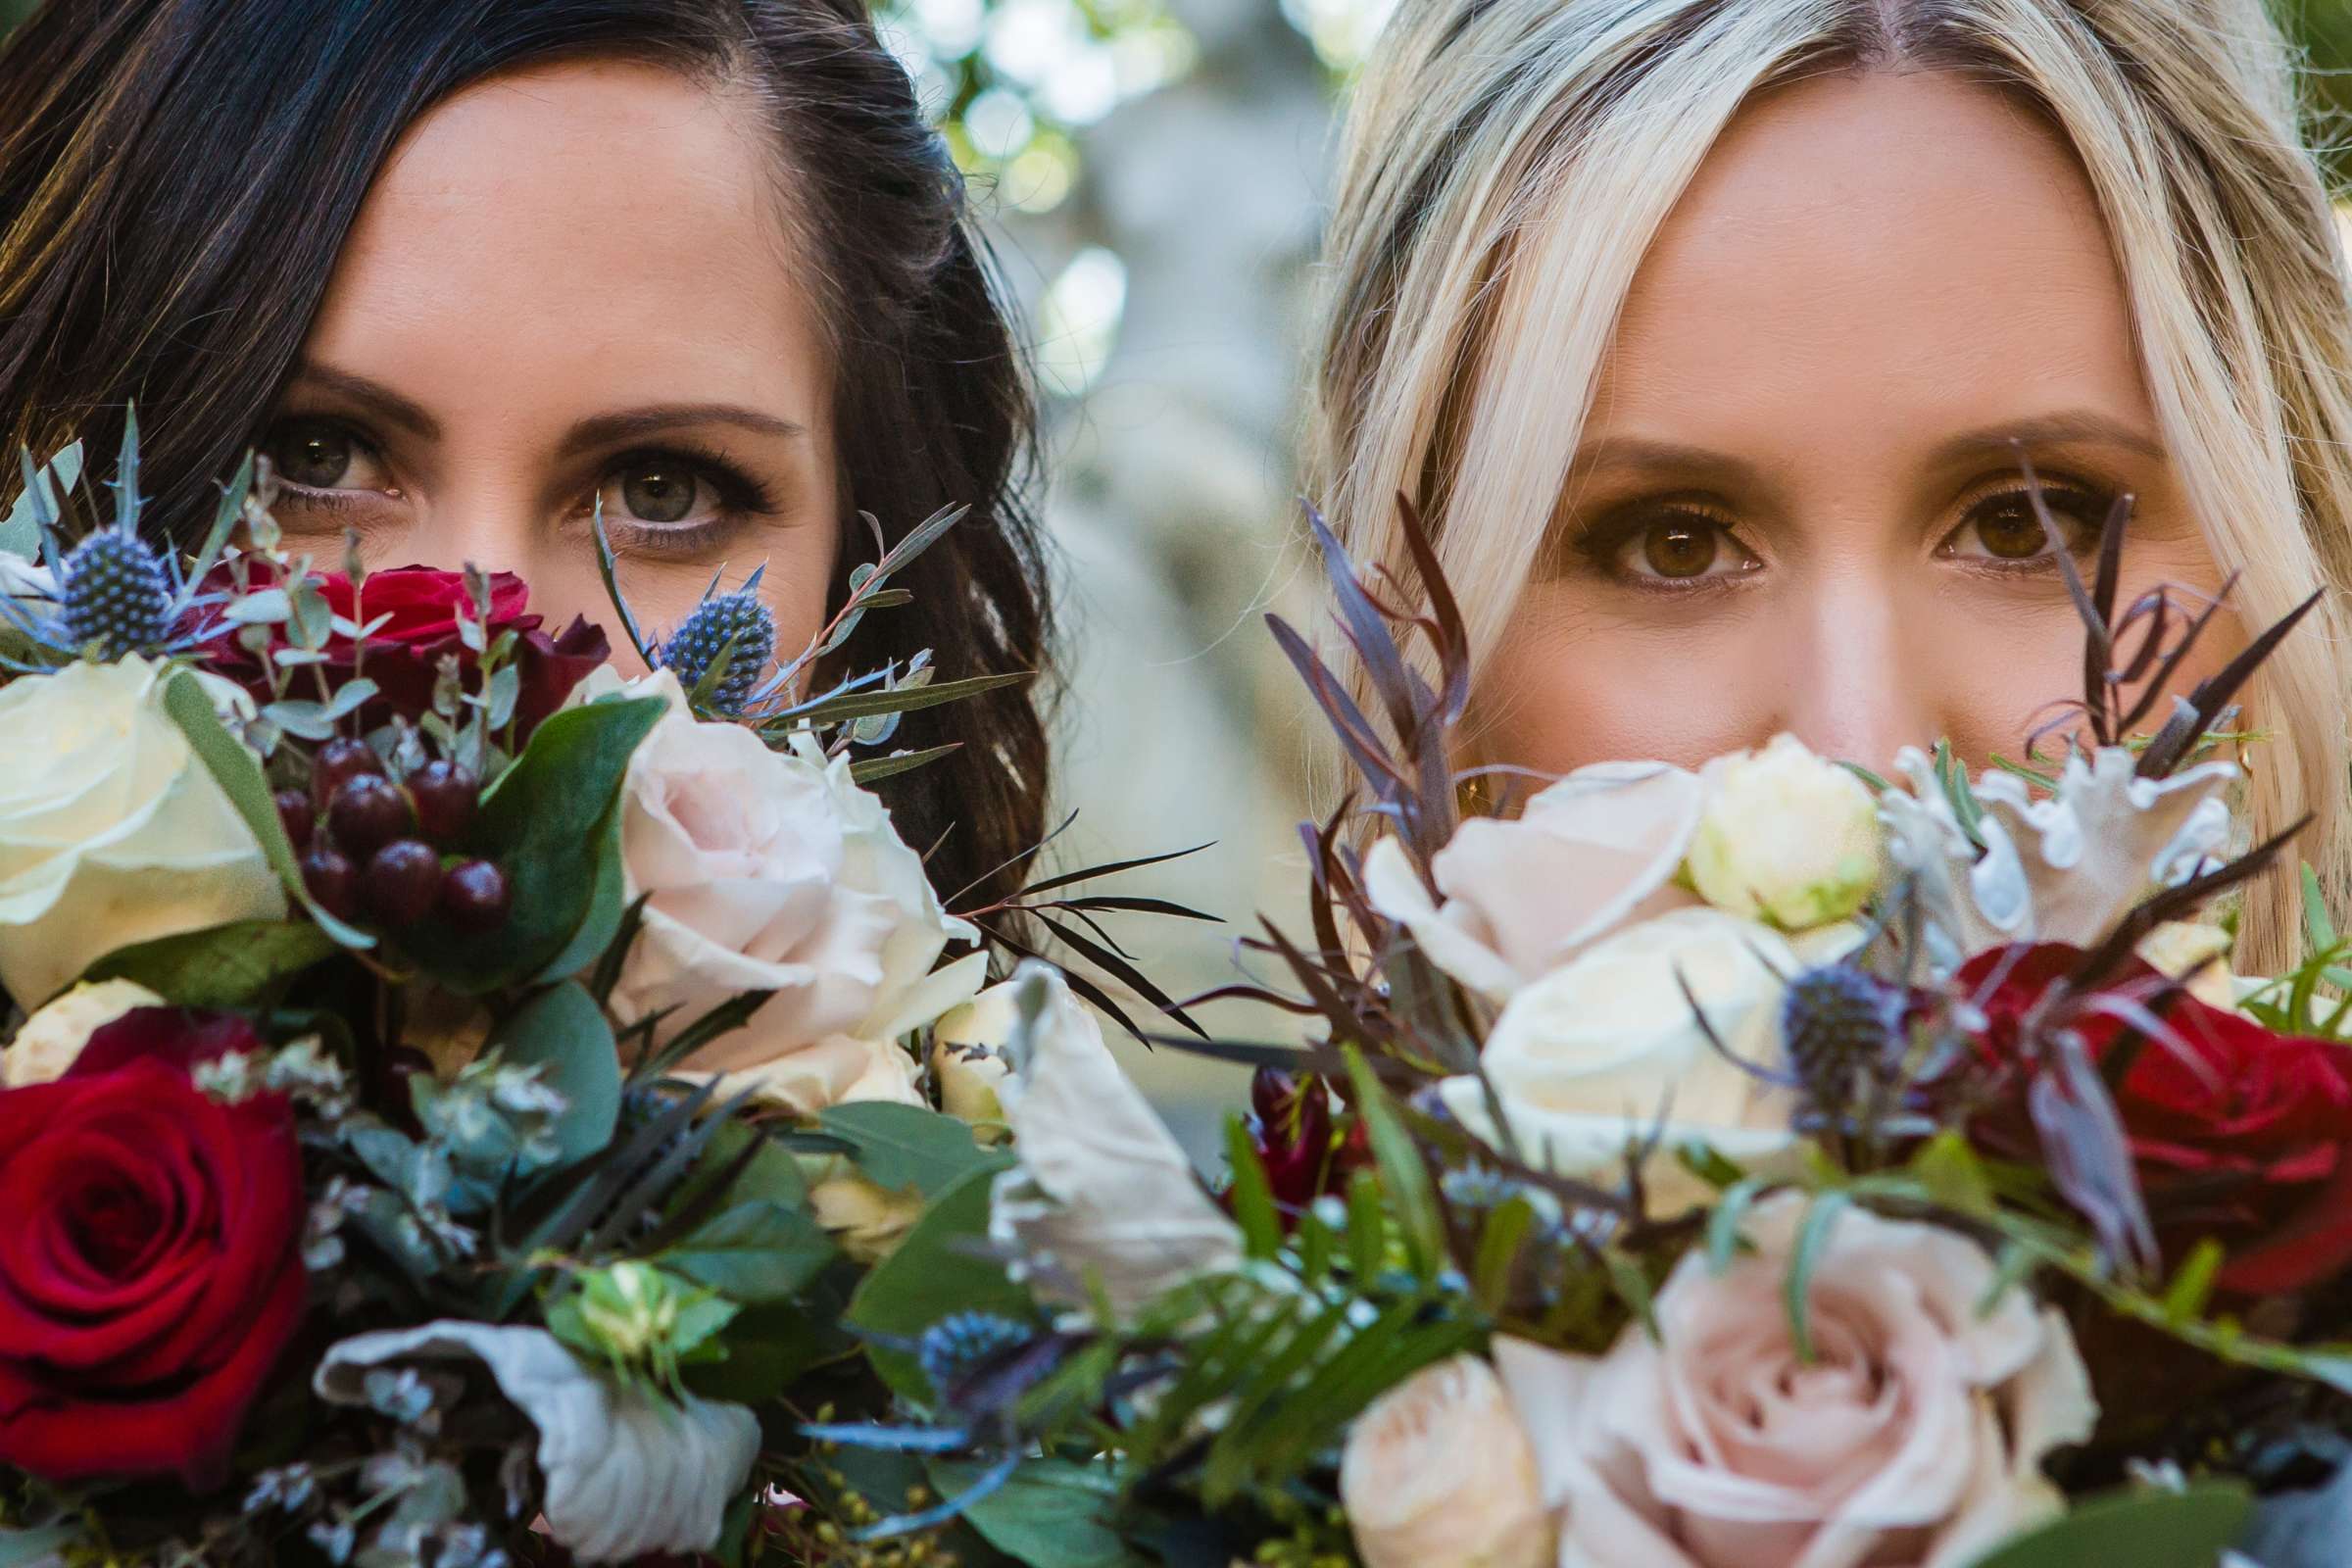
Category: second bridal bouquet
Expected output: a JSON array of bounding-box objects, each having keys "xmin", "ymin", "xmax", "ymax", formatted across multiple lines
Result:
[
  {"xmin": 808, "ymin": 495, "xmax": 2352, "ymax": 1568},
  {"xmin": 0, "ymin": 421, "xmax": 1193, "ymax": 1566}
]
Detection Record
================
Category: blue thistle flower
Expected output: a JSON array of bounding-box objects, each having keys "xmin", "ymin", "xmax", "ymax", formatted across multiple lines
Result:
[
  {"xmin": 916, "ymin": 1310, "xmax": 1031, "ymax": 1398},
  {"xmin": 658, "ymin": 588, "xmax": 774, "ymax": 714},
  {"xmin": 1780, "ymin": 963, "xmax": 1907, "ymax": 1107},
  {"xmin": 58, "ymin": 529, "xmax": 175, "ymax": 658}
]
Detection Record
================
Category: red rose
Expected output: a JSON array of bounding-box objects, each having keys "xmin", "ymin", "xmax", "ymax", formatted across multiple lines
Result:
[
  {"xmin": 1962, "ymin": 944, "xmax": 2352, "ymax": 1295},
  {"xmin": 0, "ymin": 1008, "xmax": 306, "ymax": 1488},
  {"xmin": 210, "ymin": 564, "xmax": 608, "ymax": 738},
  {"xmin": 1240, "ymin": 1068, "xmax": 1371, "ymax": 1225}
]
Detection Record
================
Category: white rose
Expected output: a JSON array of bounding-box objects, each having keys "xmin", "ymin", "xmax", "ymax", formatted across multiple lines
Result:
[
  {"xmin": 930, "ymin": 982, "xmax": 1018, "ymax": 1131},
  {"xmin": 1340, "ymin": 1354, "xmax": 1553, "ymax": 1568},
  {"xmin": 1440, "ymin": 907, "xmax": 1797, "ymax": 1206},
  {"xmin": 4, "ymin": 977, "xmax": 164, "ymax": 1085},
  {"xmin": 1364, "ymin": 761, "xmax": 1703, "ymax": 1001},
  {"xmin": 602, "ymin": 672, "xmax": 980, "ymax": 1101},
  {"xmin": 0, "ymin": 657, "xmax": 285, "ymax": 1006},
  {"xmin": 1495, "ymin": 1195, "xmax": 2097, "ymax": 1568},
  {"xmin": 1687, "ymin": 734, "xmax": 1880, "ymax": 930},
  {"xmin": 805, "ymin": 1160, "xmax": 929, "ymax": 1264}
]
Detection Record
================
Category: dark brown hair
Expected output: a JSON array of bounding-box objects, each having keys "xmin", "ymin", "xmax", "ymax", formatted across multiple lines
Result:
[{"xmin": 0, "ymin": 0, "xmax": 1052, "ymax": 914}]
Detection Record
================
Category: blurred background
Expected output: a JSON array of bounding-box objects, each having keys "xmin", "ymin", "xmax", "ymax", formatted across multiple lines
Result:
[{"xmin": 3, "ymin": 0, "xmax": 2351, "ymax": 1155}]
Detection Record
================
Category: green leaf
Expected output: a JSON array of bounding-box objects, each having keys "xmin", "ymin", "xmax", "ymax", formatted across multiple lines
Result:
[
  {"xmin": 2161, "ymin": 1238, "xmax": 2227, "ymax": 1326},
  {"xmin": 848, "ymin": 1162, "xmax": 1039, "ymax": 1403},
  {"xmin": 1706, "ymin": 1176, "xmax": 1773, "ymax": 1272},
  {"xmin": 778, "ymin": 669, "xmax": 1028, "ymax": 727},
  {"xmin": 2305, "ymin": 863, "xmax": 2337, "ymax": 952},
  {"xmin": 1963, "ymin": 1483, "xmax": 2250, "ymax": 1568},
  {"xmin": 1223, "ymin": 1115, "xmax": 1282, "ymax": 1259},
  {"xmin": 930, "ymin": 1457, "xmax": 1148, "ymax": 1568},
  {"xmin": 83, "ymin": 917, "xmax": 338, "ymax": 1006},
  {"xmin": 530, "ymin": 801, "xmax": 628, "ymax": 986},
  {"xmin": 1342, "ymin": 1045, "xmax": 1443, "ymax": 1278},
  {"xmin": 487, "ymin": 981, "xmax": 620, "ymax": 1168},
  {"xmin": 0, "ymin": 1525, "xmax": 78, "ymax": 1567},
  {"xmin": 1786, "ymin": 1191, "xmax": 1850, "ymax": 1364},
  {"xmin": 160, "ymin": 668, "xmax": 374, "ymax": 950},
  {"xmin": 1471, "ymin": 1195, "xmax": 1536, "ymax": 1309},
  {"xmin": 1909, "ymin": 1132, "xmax": 1997, "ymax": 1218},
  {"xmin": 849, "ymin": 743, "xmax": 961, "ymax": 786},
  {"xmin": 400, "ymin": 695, "xmax": 664, "ymax": 991},
  {"xmin": 818, "ymin": 1101, "xmax": 1001, "ymax": 1198},
  {"xmin": 661, "ymin": 1200, "xmax": 837, "ymax": 1304}
]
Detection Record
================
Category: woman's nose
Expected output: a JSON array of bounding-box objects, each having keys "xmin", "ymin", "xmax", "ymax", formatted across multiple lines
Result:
[
  {"xmin": 397, "ymin": 483, "xmax": 537, "ymax": 579},
  {"xmin": 1766, "ymin": 572, "xmax": 1937, "ymax": 773}
]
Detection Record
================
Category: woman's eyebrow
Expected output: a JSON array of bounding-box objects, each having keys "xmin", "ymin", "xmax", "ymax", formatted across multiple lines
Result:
[
  {"xmin": 286, "ymin": 362, "xmax": 441, "ymax": 441},
  {"xmin": 1565, "ymin": 435, "xmax": 1760, "ymax": 486},
  {"xmin": 1926, "ymin": 412, "xmax": 2168, "ymax": 464},
  {"xmin": 558, "ymin": 405, "xmax": 808, "ymax": 458}
]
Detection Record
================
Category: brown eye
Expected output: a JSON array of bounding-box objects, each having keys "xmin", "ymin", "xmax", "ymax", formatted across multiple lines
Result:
[
  {"xmin": 1971, "ymin": 498, "xmax": 2050, "ymax": 561},
  {"xmin": 1642, "ymin": 520, "xmax": 1721, "ymax": 578},
  {"xmin": 271, "ymin": 422, "xmax": 357, "ymax": 489},
  {"xmin": 612, "ymin": 461, "xmax": 701, "ymax": 525}
]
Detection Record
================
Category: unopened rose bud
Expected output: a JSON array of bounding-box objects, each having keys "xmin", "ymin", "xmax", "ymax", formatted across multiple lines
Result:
[
  {"xmin": 1688, "ymin": 733, "xmax": 1880, "ymax": 930},
  {"xmin": 929, "ymin": 984, "xmax": 1018, "ymax": 1135}
]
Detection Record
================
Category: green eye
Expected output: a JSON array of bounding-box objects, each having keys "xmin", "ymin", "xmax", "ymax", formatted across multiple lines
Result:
[{"xmin": 615, "ymin": 462, "xmax": 701, "ymax": 525}]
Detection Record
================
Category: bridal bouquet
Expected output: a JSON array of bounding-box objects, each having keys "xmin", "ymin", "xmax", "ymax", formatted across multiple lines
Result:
[
  {"xmin": 0, "ymin": 422, "xmax": 1189, "ymax": 1567},
  {"xmin": 809, "ymin": 496, "xmax": 2352, "ymax": 1568}
]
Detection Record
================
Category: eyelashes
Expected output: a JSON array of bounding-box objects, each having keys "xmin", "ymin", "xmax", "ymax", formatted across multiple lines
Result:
[
  {"xmin": 1555, "ymin": 475, "xmax": 2119, "ymax": 594},
  {"xmin": 256, "ymin": 416, "xmax": 786, "ymax": 558}
]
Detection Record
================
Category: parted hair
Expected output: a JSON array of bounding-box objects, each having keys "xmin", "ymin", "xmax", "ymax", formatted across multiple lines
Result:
[
  {"xmin": 0, "ymin": 0, "xmax": 1054, "ymax": 916},
  {"xmin": 1309, "ymin": 0, "xmax": 2352, "ymax": 971}
]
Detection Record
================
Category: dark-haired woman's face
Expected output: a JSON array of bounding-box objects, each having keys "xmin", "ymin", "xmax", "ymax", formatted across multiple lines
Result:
[{"xmin": 261, "ymin": 59, "xmax": 838, "ymax": 665}]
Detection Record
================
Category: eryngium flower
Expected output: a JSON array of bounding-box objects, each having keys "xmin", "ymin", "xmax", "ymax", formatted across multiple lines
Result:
[{"xmin": 659, "ymin": 590, "xmax": 774, "ymax": 714}]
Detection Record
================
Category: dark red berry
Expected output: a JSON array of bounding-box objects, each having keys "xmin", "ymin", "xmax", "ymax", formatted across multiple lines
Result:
[
  {"xmin": 328, "ymin": 774, "xmax": 412, "ymax": 858},
  {"xmin": 312, "ymin": 736, "xmax": 384, "ymax": 808},
  {"xmin": 273, "ymin": 789, "xmax": 315, "ymax": 852},
  {"xmin": 363, "ymin": 839, "xmax": 443, "ymax": 926},
  {"xmin": 299, "ymin": 845, "xmax": 358, "ymax": 920},
  {"xmin": 408, "ymin": 760, "xmax": 481, "ymax": 843},
  {"xmin": 439, "ymin": 858, "xmax": 512, "ymax": 932}
]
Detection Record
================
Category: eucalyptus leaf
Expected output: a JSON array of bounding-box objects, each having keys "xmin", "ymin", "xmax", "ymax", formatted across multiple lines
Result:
[
  {"xmin": 818, "ymin": 1101, "xmax": 1002, "ymax": 1198},
  {"xmin": 84, "ymin": 918, "xmax": 339, "ymax": 1007},
  {"xmin": 398, "ymin": 696, "xmax": 663, "ymax": 991},
  {"xmin": 488, "ymin": 981, "xmax": 620, "ymax": 1169},
  {"xmin": 1963, "ymin": 1483, "xmax": 2249, "ymax": 1568},
  {"xmin": 0, "ymin": 1524, "xmax": 77, "ymax": 1567},
  {"xmin": 848, "ymin": 1163, "xmax": 1040, "ymax": 1404},
  {"xmin": 929, "ymin": 1457, "xmax": 1148, "ymax": 1568},
  {"xmin": 160, "ymin": 668, "xmax": 374, "ymax": 949},
  {"xmin": 660, "ymin": 1200, "xmax": 837, "ymax": 1304},
  {"xmin": 0, "ymin": 440, "xmax": 78, "ymax": 561}
]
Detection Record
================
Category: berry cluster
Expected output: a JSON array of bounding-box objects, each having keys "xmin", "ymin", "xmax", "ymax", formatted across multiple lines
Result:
[{"xmin": 282, "ymin": 740, "xmax": 512, "ymax": 932}]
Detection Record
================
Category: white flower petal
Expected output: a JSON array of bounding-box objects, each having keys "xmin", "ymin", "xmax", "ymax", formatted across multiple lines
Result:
[{"xmin": 315, "ymin": 1323, "xmax": 757, "ymax": 1565}]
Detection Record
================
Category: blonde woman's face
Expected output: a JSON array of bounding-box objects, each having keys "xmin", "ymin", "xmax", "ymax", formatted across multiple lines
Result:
[{"xmin": 1476, "ymin": 71, "xmax": 2234, "ymax": 779}]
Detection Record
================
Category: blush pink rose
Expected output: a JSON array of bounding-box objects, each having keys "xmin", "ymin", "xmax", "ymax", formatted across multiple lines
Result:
[
  {"xmin": 1363, "ymin": 761, "xmax": 1703, "ymax": 1001},
  {"xmin": 601, "ymin": 673, "xmax": 979, "ymax": 1099},
  {"xmin": 1494, "ymin": 1194, "xmax": 2096, "ymax": 1568}
]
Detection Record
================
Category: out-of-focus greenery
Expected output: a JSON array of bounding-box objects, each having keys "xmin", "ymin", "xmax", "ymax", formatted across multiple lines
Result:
[{"xmin": 2285, "ymin": 0, "xmax": 2352, "ymax": 182}]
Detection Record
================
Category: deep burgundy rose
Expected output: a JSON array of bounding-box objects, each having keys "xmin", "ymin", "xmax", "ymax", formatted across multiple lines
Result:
[
  {"xmin": 1240, "ymin": 1068, "xmax": 1371, "ymax": 1225},
  {"xmin": 0, "ymin": 1008, "xmax": 306, "ymax": 1488},
  {"xmin": 1961, "ymin": 943, "xmax": 2352, "ymax": 1295},
  {"xmin": 210, "ymin": 564, "xmax": 608, "ymax": 738}
]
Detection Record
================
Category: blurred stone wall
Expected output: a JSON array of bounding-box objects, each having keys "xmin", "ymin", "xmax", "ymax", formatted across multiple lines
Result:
[{"xmin": 987, "ymin": 0, "xmax": 1338, "ymax": 1157}]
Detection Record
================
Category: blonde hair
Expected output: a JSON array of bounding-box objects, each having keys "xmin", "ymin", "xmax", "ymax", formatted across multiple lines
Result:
[{"xmin": 1307, "ymin": 0, "xmax": 2352, "ymax": 973}]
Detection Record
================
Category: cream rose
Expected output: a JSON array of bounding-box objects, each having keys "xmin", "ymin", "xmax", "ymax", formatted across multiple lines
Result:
[
  {"xmin": 1440, "ymin": 907, "xmax": 1798, "ymax": 1204},
  {"xmin": 1339, "ymin": 1354, "xmax": 1553, "ymax": 1568},
  {"xmin": 599, "ymin": 672, "xmax": 981, "ymax": 1102},
  {"xmin": 1688, "ymin": 734, "xmax": 1881, "ymax": 930},
  {"xmin": 4, "ymin": 977, "xmax": 165, "ymax": 1085},
  {"xmin": 1365, "ymin": 760, "xmax": 1703, "ymax": 1001},
  {"xmin": 0, "ymin": 657, "xmax": 285, "ymax": 1006},
  {"xmin": 930, "ymin": 981, "xmax": 1017, "ymax": 1132},
  {"xmin": 1495, "ymin": 1194, "xmax": 2097, "ymax": 1568}
]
